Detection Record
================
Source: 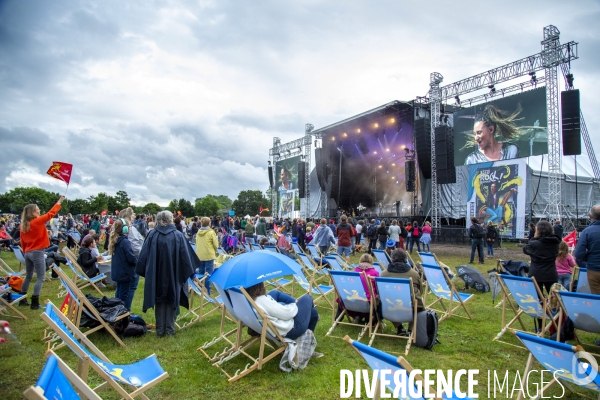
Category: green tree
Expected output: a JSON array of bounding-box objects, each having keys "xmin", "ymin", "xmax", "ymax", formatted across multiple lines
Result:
[
  {"xmin": 114, "ymin": 190, "xmax": 131, "ymax": 210},
  {"xmin": 142, "ymin": 202, "xmax": 163, "ymax": 215},
  {"xmin": 88, "ymin": 192, "xmax": 110, "ymax": 214},
  {"xmin": 205, "ymin": 194, "xmax": 232, "ymax": 210},
  {"xmin": 194, "ymin": 197, "xmax": 221, "ymax": 217},
  {"xmin": 231, "ymin": 190, "xmax": 269, "ymax": 217},
  {"xmin": 0, "ymin": 187, "xmax": 61, "ymax": 214},
  {"xmin": 64, "ymin": 198, "xmax": 89, "ymax": 215},
  {"xmin": 167, "ymin": 198, "xmax": 194, "ymax": 217}
]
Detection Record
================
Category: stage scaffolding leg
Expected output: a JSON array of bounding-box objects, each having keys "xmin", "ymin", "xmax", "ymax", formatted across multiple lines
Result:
[{"xmin": 429, "ymin": 72, "xmax": 443, "ymax": 229}]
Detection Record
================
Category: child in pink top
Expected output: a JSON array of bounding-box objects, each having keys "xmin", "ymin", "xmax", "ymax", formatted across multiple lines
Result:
[{"xmin": 555, "ymin": 241, "xmax": 576, "ymax": 289}]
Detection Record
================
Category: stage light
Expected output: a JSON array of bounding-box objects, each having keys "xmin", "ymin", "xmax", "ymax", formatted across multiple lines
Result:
[
  {"xmin": 391, "ymin": 176, "xmax": 395, "ymax": 179},
  {"xmin": 343, "ymin": 132, "xmax": 347, "ymax": 137},
  {"xmin": 332, "ymin": 136, "xmax": 335, "ymax": 140},
  {"xmin": 401, "ymin": 145, "xmax": 406, "ymax": 150},
  {"xmin": 566, "ymin": 73, "xmax": 574, "ymax": 87},
  {"xmin": 392, "ymin": 163, "xmax": 395, "ymax": 166},
  {"xmin": 374, "ymin": 123, "xmax": 379, "ymax": 128},
  {"xmin": 390, "ymin": 118, "xmax": 395, "ymax": 123},
  {"xmin": 378, "ymin": 165, "xmax": 382, "ymax": 168},
  {"xmin": 357, "ymin": 128, "xmax": 361, "ymax": 133},
  {"xmin": 268, "ymin": 161, "xmax": 271, "ymax": 166},
  {"xmin": 374, "ymin": 151, "xmax": 378, "ymax": 154},
  {"xmin": 386, "ymin": 148, "xmax": 390, "ymax": 152},
  {"xmin": 454, "ymin": 95, "xmax": 461, "ymax": 106}
]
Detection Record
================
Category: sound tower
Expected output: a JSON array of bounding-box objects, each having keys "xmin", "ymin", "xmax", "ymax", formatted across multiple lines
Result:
[
  {"xmin": 268, "ymin": 166, "xmax": 274, "ymax": 187},
  {"xmin": 414, "ymin": 118, "xmax": 431, "ymax": 179},
  {"xmin": 314, "ymin": 148, "xmax": 327, "ymax": 191},
  {"xmin": 298, "ymin": 161, "xmax": 306, "ymax": 198},
  {"xmin": 329, "ymin": 146, "xmax": 340, "ymax": 202},
  {"xmin": 405, "ymin": 160, "xmax": 416, "ymax": 192},
  {"xmin": 434, "ymin": 125, "xmax": 456, "ymax": 184},
  {"xmin": 561, "ymin": 89, "xmax": 581, "ymax": 156}
]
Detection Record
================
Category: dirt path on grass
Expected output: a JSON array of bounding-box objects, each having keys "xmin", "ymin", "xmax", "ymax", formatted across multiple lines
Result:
[{"xmin": 425, "ymin": 244, "xmax": 528, "ymax": 261}]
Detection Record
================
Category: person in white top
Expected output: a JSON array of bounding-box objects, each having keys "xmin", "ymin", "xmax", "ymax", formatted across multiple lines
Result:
[{"xmin": 246, "ymin": 282, "xmax": 321, "ymax": 345}]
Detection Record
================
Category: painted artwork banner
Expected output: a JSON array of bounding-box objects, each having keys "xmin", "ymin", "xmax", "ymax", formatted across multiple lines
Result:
[
  {"xmin": 279, "ymin": 190, "xmax": 295, "ymax": 219},
  {"xmin": 466, "ymin": 158, "xmax": 527, "ymax": 239}
]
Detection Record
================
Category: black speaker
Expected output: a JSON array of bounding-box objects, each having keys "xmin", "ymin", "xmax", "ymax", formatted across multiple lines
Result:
[
  {"xmin": 314, "ymin": 148, "xmax": 327, "ymax": 191},
  {"xmin": 414, "ymin": 118, "xmax": 431, "ymax": 179},
  {"xmin": 268, "ymin": 166, "xmax": 274, "ymax": 187},
  {"xmin": 298, "ymin": 161, "xmax": 306, "ymax": 198},
  {"xmin": 358, "ymin": 136, "xmax": 369, "ymax": 154},
  {"xmin": 329, "ymin": 147, "xmax": 341, "ymax": 202},
  {"xmin": 561, "ymin": 89, "xmax": 581, "ymax": 156},
  {"xmin": 434, "ymin": 125, "xmax": 456, "ymax": 185},
  {"xmin": 405, "ymin": 160, "xmax": 416, "ymax": 192}
]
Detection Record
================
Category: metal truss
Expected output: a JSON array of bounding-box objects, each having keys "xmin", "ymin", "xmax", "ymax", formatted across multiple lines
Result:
[
  {"xmin": 457, "ymin": 76, "xmax": 547, "ymax": 107},
  {"xmin": 429, "ymin": 72, "xmax": 443, "ymax": 228},
  {"xmin": 271, "ymin": 137, "xmax": 281, "ymax": 216},
  {"xmin": 303, "ymin": 123, "xmax": 314, "ymax": 219},
  {"xmin": 269, "ymin": 136, "xmax": 312, "ymax": 157}
]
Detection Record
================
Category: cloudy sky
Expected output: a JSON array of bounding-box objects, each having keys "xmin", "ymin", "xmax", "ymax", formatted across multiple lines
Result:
[{"xmin": 1, "ymin": 0, "xmax": 598, "ymax": 206}]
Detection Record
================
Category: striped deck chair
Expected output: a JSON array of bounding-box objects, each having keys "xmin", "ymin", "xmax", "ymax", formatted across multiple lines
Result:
[
  {"xmin": 0, "ymin": 284, "xmax": 27, "ymax": 320},
  {"xmin": 515, "ymin": 331, "xmax": 600, "ymax": 400},
  {"xmin": 23, "ymin": 351, "xmax": 102, "ymax": 400},
  {"xmin": 418, "ymin": 251, "xmax": 454, "ymax": 278},
  {"xmin": 61, "ymin": 248, "xmax": 106, "ymax": 296},
  {"xmin": 572, "ymin": 266, "xmax": 591, "ymax": 293},
  {"xmin": 345, "ymin": 336, "xmax": 473, "ymax": 399},
  {"xmin": 368, "ymin": 277, "xmax": 417, "ymax": 355},
  {"xmin": 372, "ymin": 249, "xmax": 391, "ymax": 270},
  {"xmin": 556, "ymin": 290, "xmax": 600, "ymax": 351},
  {"xmin": 493, "ymin": 274, "xmax": 557, "ymax": 348},
  {"xmin": 421, "ymin": 263, "xmax": 473, "ymax": 323},
  {"xmin": 0, "ymin": 257, "xmax": 26, "ymax": 277},
  {"xmin": 11, "ymin": 245, "xmax": 27, "ymax": 270},
  {"xmin": 175, "ymin": 275, "xmax": 222, "ymax": 329},
  {"xmin": 214, "ymin": 287, "xmax": 288, "ymax": 382},
  {"xmin": 41, "ymin": 301, "xmax": 168, "ymax": 399},
  {"xmin": 326, "ymin": 270, "xmax": 373, "ymax": 340},
  {"xmin": 51, "ymin": 266, "xmax": 128, "ymax": 348}
]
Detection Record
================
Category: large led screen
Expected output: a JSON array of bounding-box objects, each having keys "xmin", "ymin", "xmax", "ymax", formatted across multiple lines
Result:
[
  {"xmin": 275, "ymin": 155, "xmax": 301, "ymax": 191},
  {"xmin": 454, "ymin": 87, "xmax": 548, "ymax": 167}
]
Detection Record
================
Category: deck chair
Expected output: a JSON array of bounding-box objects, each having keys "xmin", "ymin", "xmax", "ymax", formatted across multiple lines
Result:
[
  {"xmin": 306, "ymin": 243, "xmax": 324, "ymax": 259},
  {"xmin": 23, "ymin": 350, "xmax": 103, "ymax": 400},
  {"xmin": 373, "ymin": 249, "xmax": 391, "ymax": 270},
  {"xmin": 556, "ymin": 290, "xmax": 600, "ymax": 351},
  {"xmin": 66, "ymin": 230, "xmax": 81, "ymax": 252},
  {"xmin": 51, "ymin": 266, "xmax": 128, "ymax": 347},
  {"xmin": 420, "ymin": 263, "xmax": 472, "ymax": 323},
  {"xmin": 572, "ymin": 267, "xmax": 591, "ymax": 293},
  {"xmin": 12, "ymin": 245, "xmax": 26, "ymax": 269},
  {"xmin": 175, "ymin": 275, "xmax": 222, "ymax": 329},
  {"xmin": 515, "ymin": 331, "xmax": 600, "ymax": 400},
  {"xmin": 217, "ymin": 247, "xmax": 227, "ymax": 255},
  {"xmin": 368, "ymin": 277, "xmax": 417, "ymax": 355},
  {"xmin": 40, "ymin": 301, "xmax": 168, "ymax": 399},
  {"xmin": 61, "ymin": 248, "xmax": 106, "ymax": 296},
  {"xmin": 326, "ymin": 270, "xmax": 373, "ymax": 340},
  {"xmin": 0, "ymin": 256, "xmax": 26, "ymax": 277},
  {"xmin": 242, "ymin": 242, "xmax": 253, "ymax": 253},
  {"xmin": 493, "ymin": 274, "xmax": 556, "ymax": 348},
  {"xmin": 291, "ymin": 242, "xmax": 305, "ymax": 255},
  {"xmin": 330, "ymin": 252, "xmax": 352, "ymax": 270},
  {"xmin": 344, "ymin": 335, "xmax": 472, "ymax": 399},
  {"xmin": 263, "ymin": 245, "xmax": 280, "ymax": 253},
  {"xmin": 323, "ymin": 256, "xmax": 347, "ymax": 272},
  {"xmin": 297, "ymin": 252, "xmax": 328, "ymax": 283},
  {"xmin": 214, "ymin": 286, "xmax": 287, "ymax": 382},
  {"xmin": 289, "ymin": 261, "xmax": 335, "ymax": 310},
  {"xmin": 0, "ymin": 284, "xmax": 27, "ymax": 320}
]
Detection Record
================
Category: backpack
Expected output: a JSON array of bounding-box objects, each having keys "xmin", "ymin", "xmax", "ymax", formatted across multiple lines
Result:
[
  {"xmin": 367, "ymin": 225, "xmax": 377, "ymax": 238},
  {"xmin": 413, "ymin": 227, "xmax": 420, "ymax": 237},
  {"xmin": 414, "ymin": 310, "xmax": 440, "ymax": 350},
  {"xmin": 472, "ymin": 223, "xmax": 485, "ymax": 239},
  {"xmin": 66, "ymin": 218, "xmax": 74, "ymax": 229}
]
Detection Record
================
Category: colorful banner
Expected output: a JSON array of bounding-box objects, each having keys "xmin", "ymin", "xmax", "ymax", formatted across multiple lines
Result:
[
  {"xmin": 46, "ymin": 161, "xmax": 73, "ymax": 184},
  {"xmin": 279, "ymin": 190, "xmax": 295, "ymax": 219},
  {"xmin": 275, "ymin": 155, "xmax": 301, "ymax": 191},
  {"xmin": 466, "ymin": 158, "xmax": 527, "ymax": 239}
]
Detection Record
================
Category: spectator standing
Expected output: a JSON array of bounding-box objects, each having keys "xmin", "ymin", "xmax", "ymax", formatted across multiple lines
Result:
[
  {"xmin": 313, "ymin": 218, "xmax": 335, "ymax": 256},
  {"xmin": 553, "ymin": 220, "xmax": 564, "ymax": 239},
  {"xmin": 195, "ymin": 217, "xmax": 219, "ymax": 295},
  {"xmin": 328, "ymin": 219, "xmax": 337, "ymax": 236},
  {"xmin": 556, "ymin": 241, "xmax": 576, "ymax": 289},
  {"xmin": 255, "ymin": 217, "xmax": 267, "ymax": 241},
  {"xmin": 420, "ymin": 221, "xmax": 432, "ymax": 252},
  {"xmin": 524, "ymin": 220, "xmax": 560, "ymax": 295},
  {"xmin": 527, "ymin": 223, "xmax": 536, "ymax": 242},
  {"xmin": 409, "ymin": 221, "xmax": 421, "ymax": 253},
  {"xmin": 575, "ymin": 205, "xmax": 600, "ymax": 293},
  {"xmin": 90, "ymin": 215, "xmax": 101, "ymax": 236},
  {"xmin": 109, "ymin": 218, "xmax": 138, "ymax": 311},
  {"xmin": 485, "ymin": 221, "xmax": 498, "ymax": 259},
  {"xmin": 297, "ymin": 219, "xmax": 306, "ymax": 250},
  {"xmin": 398, "ymin": 220, "xmax": 408, "ymax": 249},
  {"xmin": 245, "ymin": 218, "xmax": 255, "ymax": 244},
  {"xmin": 468, "ymin": 217, "xmax": 485, "ymax": 264},
  {"xmin": 366, "ymin": 219, "xmax": 378, "ymax": 255},
  {"xmin": 376, "ymin": 221, "xmax": 389, "ymax": 251},
  {"xmin": 335, "ymin": 215, "xmax": 355, "ymax": 263},
  {"xmin": 388, "ymin": 220, "xmax": 401, "ymax": 249},
  {"xmin": 355, "ymin": 220, "xmax": 364, "ymax": 246}
]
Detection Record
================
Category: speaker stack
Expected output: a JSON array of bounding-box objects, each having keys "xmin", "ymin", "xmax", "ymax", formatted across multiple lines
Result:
[
  {"xmin": 561, "ymin": 89, "xmax": 581, "ymax": 156},
  {"xmin": 298, "ymin": 161, "xmax": 306, "ymax": 198},
  {"xmin": 434, "ymin": 125, "xmax": 456, "ymax": 185},
  {"xmin": 414, "ymin": 118, "xmax": 432, "ymax": 179}
]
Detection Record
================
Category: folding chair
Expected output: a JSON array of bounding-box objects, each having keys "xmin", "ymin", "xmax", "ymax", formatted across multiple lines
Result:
[
  {"xmin": 326, "ymin": 270, "xmax": 373, "ymax": 340},
  {"xmin": 368, "ymin": 277, "xmax": 417, "ymax": 355},
  {"xmin": 297, "ymin": 252, "xmax": 328, "ymax": 283},
  {"xmin": 40, "ymin": 301, "xmax": 168, "ymax": 399},
  {"xmin": 23, "ymin": 350, "xmax": 103, "ymax": 400},
  {"xmin": 344, "ymin": 336, "xmax": 472, "ymax": 399},
  {"xmin": 493, "ymin": 274, "xmax": 557, "ymax": 348},
  {"xmin": 242, "ymin": 242, "xmax": 253, "ymax": 253},
  {"xmin": 61, "ymin": 248, "xmax": 106, "ymax": 296},
  {"xmin": 217, "ymin": 247, "xmax": 227, "ymax": 256},
  {"xmin": 291, "ymin": 242, "xmax": 305, "ymax": 255},
  {"xmin": 330, "ymin": 252, "xmax": 352, "ymax": 270},
  {"xmin": 263, "ymin": 245, "xmax": 280, "ymax": 253},
  {"xmin": 323, "ymin": 256, "xmax": 347, "ymax": 272},
  {"xmin": 0, "ymin": 256, "xmax": 26, "ymax": 277},
  {"xmin": 175, "ymin": 275, "xmax": 222, "ymax": 329},
  {"xmin": 556, "ymin": 290, "xmax": 600, "ymax": 351},
  {"xmin": 51, "ymin": 266, "xmax": 128, "ymax": 347},
  {"xmin": 288, "ymin": 261, "xmax": 335, "ymax": 310},
  {"xmin": 515, "ymin": 331, "xmax": 600, "ymax": 400},
  {"xmin": 214, "ymin": 287, "xmax": 288, "ymax": 382},
  {"xmin": 12, "ymin": 245, "xmax": 27, "ymax": 269},
  {"xmin": 0, "ymin": 284, "xmax": 27, "ymax": 320},
  {"xmin": 306, "ymin": 243, "xmax": 324, "ymax": 259},
  {"xmin": 372, "ymin": 249, "xmax": 391, "ymax": 270},
  {"xmin": 420, "ymin": 263, "xmax": 472, "ymax": 323},
  {"xmin": 572, "ymin": 266, "xmax": 591, "ymax": 293}
]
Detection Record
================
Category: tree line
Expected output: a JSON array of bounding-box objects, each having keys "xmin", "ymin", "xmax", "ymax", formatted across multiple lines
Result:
[{"xmin": 0, "ymin": 187, "xmax": 273, "ymax": 218}]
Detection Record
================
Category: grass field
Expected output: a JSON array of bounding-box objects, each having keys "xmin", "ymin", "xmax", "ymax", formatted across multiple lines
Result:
[{"xmin": 0, "ymin": 244, "xmax": 594, "ymax": 399}]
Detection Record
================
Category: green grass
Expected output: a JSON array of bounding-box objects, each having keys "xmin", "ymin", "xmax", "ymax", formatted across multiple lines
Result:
[{"xmin": 0, "ymin": 247, "xmax": 594, "ymax": 399}]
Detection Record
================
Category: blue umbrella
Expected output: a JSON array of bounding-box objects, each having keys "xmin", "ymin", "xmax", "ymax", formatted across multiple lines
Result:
[{"xmin": 209, "ymin": 251, "xmax": 299, "ymax": 289}]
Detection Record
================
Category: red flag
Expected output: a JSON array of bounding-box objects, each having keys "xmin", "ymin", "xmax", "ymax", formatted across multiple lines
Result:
[
  {"xmin": 101, "ymin": 209, "xmax": 107, "ymax": 216},
  {"xmin": 46, "ymin": 161, "xmax": 73, "ymax": 184},
  {"xmin": 259, "ymin": 205, "xmax": 263, "ymax": 213},
  {"xmin": 60, "ymin": 293, "xmax": 71, "ymax": 316},
  {"xmin": 564, "ymin": 230, "xmax": 577, "ymax": 247}
]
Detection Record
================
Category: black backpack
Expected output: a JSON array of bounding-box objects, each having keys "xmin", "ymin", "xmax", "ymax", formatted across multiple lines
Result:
[
  {"xmin": 414, "ymin": 310, "xmax": 440, "ymax": 350},
  {"xmin": 472, "ymin": 223, "xmax": 485, "ymax": 239},
  {"xmin": 367, "ymin": 224, "xmax": 377, "ymax": 238}
]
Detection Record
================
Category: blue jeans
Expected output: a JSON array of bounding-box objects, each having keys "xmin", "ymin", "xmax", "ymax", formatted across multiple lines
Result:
[
  {"xmin": 198, "ymin": 260, "xmax": 215, "ymax": 295},
  {"xmin": 421, "ymin": 242, "xmax": 430, "ymax": 252},
  {"xmin": 338, "ymin": 246, "xmax": 351, "ymax": 257},
  {"xmin": 409, "ymin": 237, "xmax": 421, "ymax": 253},
  {"xmin": 558, "ymin": 274, "xmax": 572, "ymax": 290},
  {"xmin": 268, "ymin": 290, "xmax": 319, "ymax": 340},
  {"xmin": 45, "ymin": 244, "xmax": 59, "ymax": 253},
  {"xmin": 486, "ymin": 242, "xmax": 494, "ymax": 256},
  {"xmin": 115, "ymin": 275, "xmax": 139, "ymax": 311},
  {"xmin": 470, "ymin": 239, "xmax": 484, "ymax": 263}
]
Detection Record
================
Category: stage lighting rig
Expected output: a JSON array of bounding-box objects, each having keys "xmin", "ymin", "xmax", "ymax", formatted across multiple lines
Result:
[
  {"xmin": 454, "ymin": 95, "xmax": 461, "ymax": 106},
  {"xmin": 566, "ymin": 73, "xmax": 574, "ymax": 88},
  {"xmin": 488, "ymin": 85, "xmax": 496, "ymax": 96},
  {"xmin": 268, "ymin": 161, "xmax": 271, "ymax": 166}
]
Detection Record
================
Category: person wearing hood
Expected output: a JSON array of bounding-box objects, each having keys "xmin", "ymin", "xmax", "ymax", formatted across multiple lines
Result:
[
  {"xmin": 136, "ymin": 211, "xmax": 197, "ymax": 337},
  {"xmin": 109, "ymin": 218, "xmax": 138, "ymax": 311},
  {"xmin": 77, "ymin": 236, "xmax": 103, "ymax": 279},
  {"xmin": 256, "ymin": 217, "xmax": 267, "ymax": 241},
  {"xmin": 381, "ymin": 248, "xmax": 425, "ymax": 335},
  {"xmin": 344, "ymin": 254, "xmax": 380, "ymax": 324},
  {"xmin": 195, "ymin": 217, "xmax": 219, "ymax": 295},
  {"xmin": 313, "ymin": 218, "xmax": 335, "ymax": 256},
  {"xmin": 553, "ymin": 220, "xmax": 564, "ymax": 238},
  {"xmin": 335, "ymin": 215, "xmax": 355, "ymax": 263}
]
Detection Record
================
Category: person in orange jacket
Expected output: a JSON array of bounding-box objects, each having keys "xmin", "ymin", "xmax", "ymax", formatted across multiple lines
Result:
[{"xmin": 19, "ymin": 196, "xmax": 65, "ymax": 309}]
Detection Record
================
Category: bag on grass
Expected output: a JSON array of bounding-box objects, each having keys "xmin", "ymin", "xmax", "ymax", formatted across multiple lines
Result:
[
  {"xmin": 414, "ymin": 310, "xmax": 440, "ymax": 350},
  {"xmin": 280, "ymin": 329, "xmax": 317, "ymax": 372},
  {"xmin": 8, "ymin": 275, "xmax": 23, "ymax": 292}
]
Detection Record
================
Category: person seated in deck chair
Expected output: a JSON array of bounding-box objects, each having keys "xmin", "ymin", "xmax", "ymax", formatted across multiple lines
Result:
[
  {"xmin": 335, "ymin": 254, "xmax": 380, "ymax": 325},
  {"xmin": 246, "ymin": 282, "xmax": 322, "ymax": 357}
]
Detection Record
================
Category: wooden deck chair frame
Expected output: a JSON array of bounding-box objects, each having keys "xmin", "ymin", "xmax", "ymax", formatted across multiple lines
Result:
[
  {"xmin": 291, "ymin": 242, "xmax": 305, "ymax": 256},
  {"xmin": 420, "ymin": 263, "xmax": 473, "ymax": 323},
  {"xmin": 372, "ymin": 249, "xmax": 392, "ymax": 270},
  {"xmin": 11, "ymin": 245, "xmax": 27, "ymax": 270},
  {"xmin": 290, "ymin": 261, "xmax": 335, "ymax": 311},
  {"xmin": 555, "ymin": 290, "xmax": 600, "ymax": 355},
  {"xmin": 296, "ymin": 252, "xmax": 328, "ymax": 284},
  {"xmin": 242, "ymin": 242, "xmax": 253, "ymax": 253},
  {"xmin": 176, "ymin": 275, "xmax": 222, "ymax": 329},
  {"xmin": 323, "ymin": 256, "xmax": 347, "ymax": 272},
  {"xmin": 368, "ymin": 276, "xmax": 417, "ymax": 355},
  {"xmin": 493, "ymin": 273, "xmax": 557, "ymax": 349},
  {"xmin": 326, "ymin": 270, "xmax": 373, "ymax": 341},
  {"xmin": 23, "ymin": 350, "xmax": 103, "ymax": 400},
  {"xmin": 0, "ymin": 256, "xmax": 26, "ymax": 277},
  {"xmin": 571, "ymin": 266, "xmax": 591, "ymax": 293},
  {"xmin": 51, "ymin": 266, "xmax": 128, "ymax": 348},
  {"xmin": 306, "ymin": 243, "xmax": 325, "ymax": 260},
  {"xmin": 40, "ymin": 301, "xmax": 168, "ymax": 400},
  {"xmin": 406, "ymin": 252, "xmax": 423, "ymax": 280},
  {"xmin": 214, "ymin": 286, "xmax": 288, "ymax": 382},
  {"xmin": 0, "ymin": 285, "xmax": 27, "ymax": 320},
  {"xmin": 330, "ymin": 252, "xmax": 352, "ymax": 270},
  {"xmin": 61, "ymin": 247, "xmax": 105, "ymax": 296},
  {"xmin": 514, "ymin": 330, "xmax": 600, "ymax": 400}
]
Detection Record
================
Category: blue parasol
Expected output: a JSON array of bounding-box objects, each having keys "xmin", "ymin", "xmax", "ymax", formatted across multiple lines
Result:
[{"xmin": 209, "ymin": 251, "xmax": 298, "ymax": 289}]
